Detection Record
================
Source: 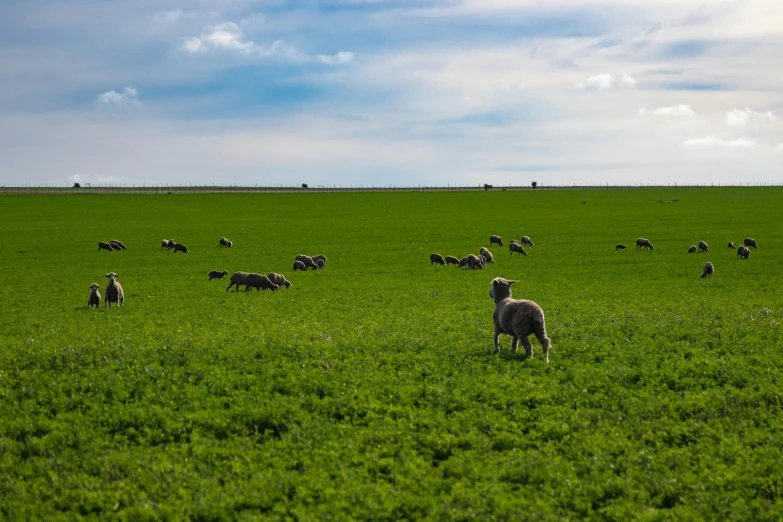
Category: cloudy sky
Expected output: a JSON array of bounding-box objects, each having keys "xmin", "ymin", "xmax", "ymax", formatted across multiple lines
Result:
[{"xmin": 1, "ymin": 0, "xmax": 781, "ymax": 186}]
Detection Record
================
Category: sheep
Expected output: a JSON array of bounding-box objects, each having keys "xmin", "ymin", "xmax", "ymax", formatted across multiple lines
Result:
[
  {"xmin": 244, "ymin": 273, "xmax": 280, "ymax": 292},
  {"xmin": 87, "ymin": 283, "xmax": 101, "ymax": 308},
  {"xmin": 110, "ymin": 240, "xmax": 127, "ymax": 250},
  {"xmin": 104, "ymin": 272, "xmax": 124, "ymax": 308},
  {"xmin": 698, "ymin": 241, "xmax": 709, "ymax": 253},
  {"xmin": 267, "ymin": 272, "xmax": 292, "ymax": 288},
  {"xmin": 444, "ymin": 256, "xmax": 460, "ymax": 266},
  {"xmin": 520, "ymin": 236, "xmax": 534, "ymax": 247},
  {"xmin": 219, "ymin": 237, "xmax": 230, "ymax": 247},
  {"xmin": 173, "ymin": 243, "xmax": 189, "ymax": 253},
  {"xmin": 700, "ymin": 262, "xmax": 714, "ymax": 278},
  {"xmin": 227, "ymin": 240, "xmax": 233, "ymax": 248},
  {"xmin": 636, "ymin": 238, "xmax": 654, "ymax": 250},
  {"xmin": 295, "ymin": 254, "xmax": 319, "ymax": 270},
  {"xmin": 208, "ymin": 270, "xmax": 229, "ymax": 281},
  {"xmin": 489, "ymin": 235, "xmax": 503, "ymax": 247},
  {"xmin": 616, "ymin": 244, "xmax": 627, "ymax": 250},
  {"xmin": 687, "ymin": 245, "xmax": 697, "ymax": 253},
  {"xmin": 459, "ymin": 256, "xmax": 469, "ymax": 268},
  {"xmin": 315, "ymin": 258, "xmax": 325, "ymax": 269},
  {"xmin": 728, "ymin": 241, "xmax": 735, "ymax": 249},
  {"xmin": 480, "ymin": 248, "xmax": 495, "ymax": 264},
  {"xmin": 509, "ymin": 242, "xmax": 527, "ymax": 256},
  {"xmin": 161, "ymin": 239, "xmax": 170, "ymax": 250},
  {"xmin": 168, "ymin": 240, "xmax": 176, "ymax": 250},
  {"xmin": 98, "ymin": 241, "xmax": 114, "ymax": 252},
  {"xmin": 737, "ymin": 246, "xmax": 750, "ymax": 259},
  {"xmin": 226, "ymin": 271, "xmax": 249, "ymax": 292},
  {"xmin": 311, "ymin": 254, "xmax": 327, "ymax": 268},
  {"xmin": 475, "ymin": 255, "xmax": 486, "ymax": 269},
  {"xmin": 744, "ymin": 237, "xmax": 758, "ymax": 249},
  {"xmin": 430, "ymin": 253, "xmax": 446, "ymax": 265},
  {"xmin": 489, "ymin": 278, "xmax": 552, "ymax": 362},
  {"xmin": 293, "ymin": 260, "xmax": 307, "ymax": 271}
]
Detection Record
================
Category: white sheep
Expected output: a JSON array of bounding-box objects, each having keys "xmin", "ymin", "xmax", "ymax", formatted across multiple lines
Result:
[
  {"xmin": 104, "ymin": 273, "xmax": 124, "ymax": 307},
  {"xmin": 489, "ymin": 278, "xmax": 552, "ymax": 362}
]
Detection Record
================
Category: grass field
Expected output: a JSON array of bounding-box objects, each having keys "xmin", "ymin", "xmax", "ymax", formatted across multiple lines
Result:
[{"xmin": 1, "ymin": 188, "xmax": 782, "ymax": 520}]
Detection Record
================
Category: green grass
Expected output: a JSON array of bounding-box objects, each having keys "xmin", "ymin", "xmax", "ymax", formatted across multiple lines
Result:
[{"xmin": 1, "ymin": 188, "xmax": 782, "ymax": 520}]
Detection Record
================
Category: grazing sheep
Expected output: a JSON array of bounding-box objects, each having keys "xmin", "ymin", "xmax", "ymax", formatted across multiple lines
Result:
[
  {"xmin": 489, "ymin": 235, "xmax": 503, "ymax": 247},
  {"xmin": 430, "ymin": 253, "xmax": 446, "ymax": 265},
  {"xmin": 293, "ymin": 260, "xmax": 307, "ymax": 271},
  {"xmin": 161, "ymin": 239, "xmax": 170, "ymax": 250},
  {"xmin": 489, "ymin": 278, "xmax": 552, "ymax": 362},
  {"xmin": 227, "ymin": 240, "xmax": 233, "ymax": 248},
  {"xmin": 636, "ymin": 238, "xmax": 654, "ymax": 250},
  {"xmin": 616, "ymin": 244, "xmax": 627, "ymax": 250},
  {"xmin": 226, "ymin": 271, "xmax": 249, "ymax": 292},
  {"xmin": 444, "ymin": 256, "xmax": 460, "ymax": 266},
  {"xmin": 295, "ymin": 254, "xmax": 319, "ymax": 270},
  {"xmin": 480, "ymin": 248, "xmax": 495, "ymax": 264},
  {"xmin": 267, "ymin": 272, "xmax": 292, "ymax": 288},
  {"xmin": 744, "ymin": 237, "xmax": 758, "ymax": 249},
  {"xmin": 687, "ymin": 245, "xmax": 697, "ymax": 253},
  {"xmin": 110, "ymin": 240, "xmax": 127, "ymax": 250},
  {"xmin": 104, "ymin": 272, "xmax": 124, "ymax": 308},
  {"xmin": 87, "ymin": 283, "xmax": 101, "ymax": 308},
  {"xmin": 728, "ymin": 241, "xmax": 735, "ymax": 249},
  {"xmin": 173, "ymin": 243, "xmax": 189, "ymax": 253},
  {"xmin": 582, "ymin": 201, "xmax": 586, "ymax": 204},
  {"xmin": 700, "ymin": 262, "xmax": 714, "ymax": 278},
  {"xmin": 737, "ymin": 246, "xmax": 750, "ymax": 259},
  {"xmin": 244, "ymin": 273, "xmax": 280, "ymax": 292},
  {"xmin": 459, "ymin": 256, "xmax": 469, "ymax": 268},
  {"xmin": 509, "ymin": 242, "xmax": 527, "ymax": 256},
  {"xmin": 98, "ymin": 241, "xmax": 114, "ymax": 252},
  {"xmin": 168, "ymin": 240, "xmax": 176, "ymax": 250},
  {"xmin": 315, "ymin": 258, "xmax": 325, "ymax": 269},
  {"xmin": 219, "ymin": 237, "xmax": 229, "ymax": 247},
  {"xmin": 658, "ymin": 200, "xmax": 664, "ymax": 204},
  {"xmin": 208, "ymin": 270, "xmax": 229, "ymax": 281},
  {"xmin": 520, "ymin": 236, "xmax": 534, "ymax": 247},
  {"xmin": 311, "ymin": 254, "xmax": 327, "ymax": 268},
  {"xmin": 698, "ymin": 241, "xmax": 709, "ymax": 253},
  {"xmin": 475, "ymin": 255, "xmax": 486, "ymax": 269}
]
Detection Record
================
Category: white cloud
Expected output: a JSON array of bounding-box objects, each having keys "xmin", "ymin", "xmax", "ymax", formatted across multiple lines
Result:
[
  {"xmin": 152, "ymin": 9, "xmax": 183, "ymax": 24},
  {"xmin": 725, "ymin": 108, "xmax": 776, "ymax": 126},
  {"xmin": 653, "ymin": 104, "xmax": 695, "ymax": 117},
  {"xmin": 317, "ymin": 51, "xmax": 355, "ymax": 65},
  {"xmin": 684, "ymin": 136, "xmax": 756, "ymax": 148},
  {"xmin": 99, "ymin": 86, "xmax": 140, "ymax": 106},
  {"xmin": 577, "ymin": 73, "xmax": 636, "ymax": 90}
]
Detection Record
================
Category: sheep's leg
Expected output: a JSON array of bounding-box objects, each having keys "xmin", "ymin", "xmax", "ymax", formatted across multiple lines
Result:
[
  {"xmin": 519, "ymin": 336, "xmax": 533, "ymax": 358},
  {"xmin": 493, "ymin": 329, "xmax": 501, "ymax": 354},
  {"xmin": 535, "ymin": 332, "xmax": 551, "ymax": 363}
]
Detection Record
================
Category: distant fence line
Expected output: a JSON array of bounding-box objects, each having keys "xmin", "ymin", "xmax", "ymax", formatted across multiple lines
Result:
[{"xmin": 1, "ymin": 182, "xmax": 782, "ymax": 195}]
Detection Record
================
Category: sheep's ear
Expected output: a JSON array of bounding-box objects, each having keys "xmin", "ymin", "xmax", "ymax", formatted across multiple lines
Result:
[{"xmin": 509, "ymin": 280, "xmax": 519, "ymax": 285}]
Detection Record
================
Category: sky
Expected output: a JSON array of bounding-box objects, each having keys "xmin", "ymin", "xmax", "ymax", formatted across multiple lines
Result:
[{"xmin": 0, "ymin": 0, "xmax": 781, "ymax": 187}]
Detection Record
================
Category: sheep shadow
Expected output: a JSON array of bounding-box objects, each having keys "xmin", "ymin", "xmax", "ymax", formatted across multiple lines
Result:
[{"xmin": 485, "ymin": 347, "xmax": 534, "ymax": 362}]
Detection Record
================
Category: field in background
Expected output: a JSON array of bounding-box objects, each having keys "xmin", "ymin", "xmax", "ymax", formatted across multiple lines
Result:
[{"xmin": 1, "ymin": 188, "xmax": 781, "ymax": 520}]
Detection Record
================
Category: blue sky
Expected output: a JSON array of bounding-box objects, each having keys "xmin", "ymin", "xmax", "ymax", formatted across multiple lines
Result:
[{"xmin": 0, "ymin": 0, "xmax": 781, "ymax": 186}]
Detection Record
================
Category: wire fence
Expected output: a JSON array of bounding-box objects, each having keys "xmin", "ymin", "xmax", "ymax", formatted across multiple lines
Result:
[{"xmin": 1, "ymin": 182, "xmax": 782, "ymax": 195}]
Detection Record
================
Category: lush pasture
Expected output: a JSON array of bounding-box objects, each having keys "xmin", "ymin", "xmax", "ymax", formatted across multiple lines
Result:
[{"xmin": 1, "ymin": 188, "xmax": 782, "ymax": 520}]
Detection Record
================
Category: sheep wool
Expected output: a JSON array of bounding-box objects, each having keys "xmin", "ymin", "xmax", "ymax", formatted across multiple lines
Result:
[
  {"xmin": 226, "ymin": 271, "xmax": 249, "ymax": 292},
  {"xmin": 244, "ymin": 273, "xmax": 280, "ymax": 292},
  {"xmin": 744, "ymin": 237, "xmax": 758, "ymax": 249},
  {"xmin": 104, "ymin": 273, "xmax": 124, "ymax": 308},
  {"xmin": 520, "ymin": 236, "xmax": 534, "ymax": 247},
  {"xmin": 636, "ymin": 238, "xmax": 654, "ymax": 250},
  {"xmin": 311, "ymin": 254, "xmax": 327, "ymax": 268},
  {"xmin": 489, "ymin": 235, "xmax": 504, "ymax": 247},
  {"xmin": 87, "ymin": 283, "xmax": 101, "ymax": 308},
  {"xmin": 687, "ymin": 245, "xmax": 696, "ymax": 253},
  {"xmin": 616, "ymin": 244, "xmax": 627, "ymax": 250},
  {"xmin": 293, "ymin": 260, "xmax": 307, "ymax": 272},
  {"xmin": 737, "ymin": 246, "xmax": 750, "ymax": 259},
  {"xmin": 208, "ymin": 270, "xmax": 229, "ymax": 281},
  {"xmin": 700, "ymin": 262, "xmax": 714, "ymax": 278},
  {"xmin": 489, "ymin": 278, "xmax": 552, "ymax": 362},
  {"xmin": 698, "ymin": 241, "xmax": 709, "ymax": 253},
  {"xmin": 98, "ymin": 241, "xmax": 114, "ymax": 252},
  {"xmin": 444, "ymin": 256, "xmax": 460, "ymax": 266},
  {"xmin": 430, "ymin": 253, "xmax": 446, "ymax": 265},
  {"xmin": 267, "ymin": 272, "xmax": 292, "ymax": 288},
  {"xmin": 509, "ymin": 242, "xmax": 527, "ymax": 256}
]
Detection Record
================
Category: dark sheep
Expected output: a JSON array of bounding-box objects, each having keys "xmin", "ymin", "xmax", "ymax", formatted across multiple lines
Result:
[
  {"xmin": 489, "ymin": 235, "xmax": 503, "ymax": 247},
  {"xmin": 208, "ymin": 270, "xmax": 229, "ymax": 281},
  {"xmin": 616, "ymin": 244, "xmax": 627, "ymax": 250},
  {"xmin": 430, "ymin": 253, "xmax": 446, "ymax": 265},
  {"xmin": 315, "ymin": 258, "xmax": 325, "ymax": 269},
  {"xmin": 219, "ymin": 237, "xmax": 230, "ymax": 247},
  {"xmin": 520, "ymin": 236, "xmax": 534, "ymax": 247},
  {"xmin": 293, "ymin": 260, "xmax": 307, "ymax": 271},
  {"xmin": 509, "ymin": 242, "xmax": 527, "ymax": 256},
  {"xmin": 226, "ymin": 271, "xmax": 249, "ymax": 292},
  {"xmin": 161, "ymin": 239, "xmax": 170, "ymax": 250},
  {"xmin": 687, "ymin": 245, "xmax": 696, "ymax": 253},
  {"xmin": 737, "ymin": 246, "xmax": 750, "ymax": 259},
  {"xmin": 173, "ymin": 243, "xmax": 189, "ymax": 253},
  {"xmin": 698, "ymin": 241, "xmax": 709, "ymax": 253},
  {"xmin": 87, "ymin": 283, "xmax": 101, "ymax": 308},
  {"xmin": 110, "ymin": 240, "xmax": 127, "ymax": 250},
  {"xmin": 728, "ymin": 241, "xmax": 735, "ymax": 249},
  {"xmin": 98, "ymin": 241, "xmax": 114, "ymax": 252},
  {"xmin": 444, "ymin": 256, "xmax": 460, "ymax": 266},
  {"xmin": 267, "ymin": 272, "xmax": 292, "ymax": 288},
  {"xmin": 636, "ymin": 238, "xmax": 654, "ymax": 250},
  {"xmin": 489, "ymin": 278, "xmax": 552, "ymax": 362},
  {"xmin": 244, "ymin": 273, "xmax": 280, "ymax": 291},
  {"xmin": 295, "ymin": 254, "xmax": 319, "ymax": 270},
  {"xmin": 700, "ymin": 262, "xmax": 714, "ymax": 278},
  {"xmin": 312, "ymin": 254, "xmax": 327, "ymax": 268},
  {"xmin": 479, "ymin": 248, "xmax": 495, "ymax": 263},
  {"xmin": 744, "ymin": 237, "xmax": 758, "ymax": 249}
]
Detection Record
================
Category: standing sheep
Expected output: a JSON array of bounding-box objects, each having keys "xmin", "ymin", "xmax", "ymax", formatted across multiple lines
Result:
[
  {"xmin": 520, "ymin": 236, "xmax": 534, "ymax": 247},
  {"xmin": 700, "ymin": 262, "xmax": 714, "ymax": 278},
  {"xmin": 489, "ymin": 235, "xmax": 504, "ymax": 247},
  {"xmin": 208, "ymin": 270, "xmax": 229, "ymax": 281},
  {"xmin": 167, "ymin": 240, "xmax": 176, "ymax": 251},
  {"xmin": 636, "ymin": 238, "xmax": 654, "ymax": 250},
  {"xmin": 744, "ymin": 237, "xmax": 758, "ymax": 249},
  {"xmin": 161, "ymin": 239, "xmax": 170, "ymax": 250},
  {"xmin": 104, "ymin": 273, "xmax": 124, "ymax": 308},
  {"xmin": 430, "ymin": 253, "xmax": 446, "ymax": 265},
  {"xmin": 173, "ymin": 243, "xmax": 189, "ymax": 253},
  {"xmin": 244, "ymin": 273, "xmax": 280, "ymax": 292},
  {"xmin": 110, "ymin": 240, "xmax": 127, "ymax": 250},
  {"xmin": 687, "ymin": 245, "xmax": 697, "ymax": 253},
  {"xmin": 698, "ymin": 241, "xmax": 709, "ymax": 253},
  {"xmin": 98, "ymin": 241, "xmax": 114, "ymax": 252},
  {"xmin": 737, "ymin": 246, "xmax": 750, "ymax": 259},
  {"xmin": 444, "ymin": 256, "xmax": 460, "ymax": 266},
  {"xmin": 226, "ymin": 271, "xmax": 249, "ymax": 292},
  {"xmin": 87, "ymin": 283, "xmax": 101, "ymax": 308},
  {"xmin": 293, "ymin": 260, "xmax": 307, "ymax": 272},
  {"xmin": 509, "ymin": 242, "xmax": 527, "ymax": 256},
  {"xmin": 616, "ymin": 244, "xmax": 627, "ymax": 251},
  {"xmin": 311, "ymin": 254, "xmax": 327, "ymax": 268},
  {"xmin": 267, "ymin": 272, "xmax": 292, "ymax": 288},
  {"xmin": 480, "ymin": 248, "xmax": 495, "ymax": 264},
  {"xmin": 728, "ymin": 241, "xmax": 735, "ymax": 249},
  {"xmin": 489, "ymin": 278, "xmax": 552, "ymax": 362}
]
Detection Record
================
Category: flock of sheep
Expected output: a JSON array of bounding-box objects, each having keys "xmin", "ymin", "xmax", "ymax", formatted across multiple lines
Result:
[{"xmin": 430, "ymin": 235, "xmax": 536, "ymax": 271}]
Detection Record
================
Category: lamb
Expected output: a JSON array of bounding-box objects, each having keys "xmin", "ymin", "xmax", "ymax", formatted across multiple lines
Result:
[
  {"xmin": 104, "ymin": 272, "xmax": 124, "ymax": 307},
  {"xmin": 744, "ymin": 237, "xmax": 758, "ymax": 249},
  {"xmin": 311, "ymin": 254, "xmax": 327, "ymax": 268},
  {"xmin": 737, "ymin": 246, "xmax": 750, "ymax": 259},
  {"xmin": 616, "ymin": 244, "xmax": 627, "ymax": 250},
  {"xmin": 244, "ymin": 273, "xmax": 280, "ymax": 292},
  {"xmin": 267, "ymin": 272, "xmax": 292, "ymax": 288},
  {"xmin": 444, "ymin": 256, "xmax": 460, "ymax": 266},
  {"xmin": 161, "ymin": 239, "xmax": 170, "ymax": 250},
  {"xmin": 728, "ymin": 241, "xmax": 735, "ymax": 249},
  {"xmin": 219, "ymin": 237, "xmax": 230, "ymax": 247},
  {"xmin": 520, "ymin": 236, "xmax": 534, "ymax": 247},
  {"xmin": 698, "ymin": 241, "xmax": 709, "ymax": 253},
  {"xmin": 226, "ymin": 271, "xmax": 249, "ymax": 292},
  {"xmin": 700, "ymin": 262, "xmax": 714, "ymax": 278},
  {"xmin": 87, "ymin": 283, "xmax": 101, "ymax": 308},
  {"xmin": 489, "ymin": 278, "xmax": 552, "ymax": 362},
  {"xmin": 636, "ymin": 238, "xmax": 654, "ymax": 250},
  {"xmin": 687, "ymin": 245, "xmax": 696, "ymax": 253},
  {"xmin": 98, "ymin": 241, "xmax": 114, "ymax": 252},
  {"xmin": 489, "ymin": 235, "xmax": 503, "ymax": 247},
  {"xmin": 480, "ymin": 248, "xmax": 495, "ymax": 264},
  {"xmin": 295, "ymin": 254, "xmax": 319, "ymax": 270},
  {"xmin": 208, "ymin": 270, "xmax": 229, "ymax": 281},
  {"xmin": 110, "ymin": 240, "xmax": 127, "ymax": 250},
  {"xmin": 293, "ymin": 260, "xmax": 307, "ymax": 271},
  {"xmin": 509, "ymin": 242, "xmax": 527, "ymax": 256},
  {"xmin": 315, "ymin": 258, "xmax": 325, "ymax": 269},
  {"xmin": 430, "ymin": 253, "xmax": 446, "ymax": 265},
  {"xmin": 173, "ymin": 243, "xmax": 189, "ymax": 253}
]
